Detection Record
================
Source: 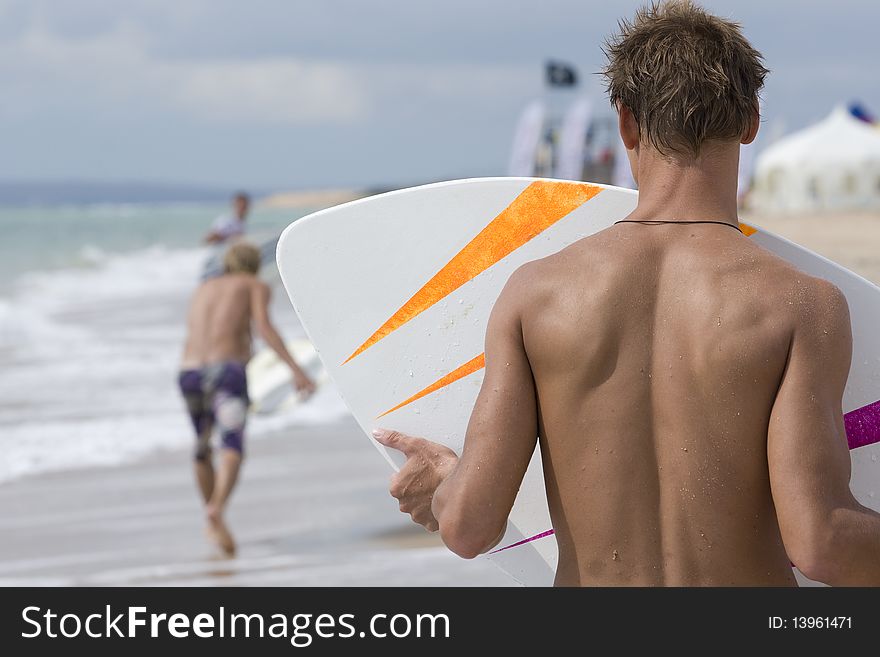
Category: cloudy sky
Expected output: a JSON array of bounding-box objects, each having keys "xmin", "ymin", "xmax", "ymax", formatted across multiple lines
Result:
[{"xmin": 2, "ymin": 0, "xmax": 878, "ymax": 191}]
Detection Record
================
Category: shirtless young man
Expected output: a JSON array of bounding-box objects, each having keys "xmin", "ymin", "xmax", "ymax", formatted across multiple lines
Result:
[
  {"xmin": 374, "ymin": 1, "xmax": 880, "ymax": 585},
  {"xmin": 179, "ymin": 242, "xmax": 315, "ymax": 555}
]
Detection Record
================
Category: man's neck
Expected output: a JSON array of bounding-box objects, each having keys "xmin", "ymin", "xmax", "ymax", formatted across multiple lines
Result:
[{"xmin": 628, "ymin": 142, "xmax": 741, "ymax": 224}]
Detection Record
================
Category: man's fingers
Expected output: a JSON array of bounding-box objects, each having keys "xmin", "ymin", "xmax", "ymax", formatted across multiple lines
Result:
[
  {"xmin": 372, "ymin": 428, "xmax": 418, "ymax": 455},
  {"xmin": 412, "ymin": 509, "xmax": 438, "ymax": 531},
  {"xmin": 389, "ymin": 472, "xmax": 404, "ymax": 499}
]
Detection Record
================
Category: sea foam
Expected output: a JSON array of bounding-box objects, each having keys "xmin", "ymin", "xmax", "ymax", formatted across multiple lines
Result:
[{"xmin": 0, "ymin": 243, "xmax": 349, "ymax": 484}]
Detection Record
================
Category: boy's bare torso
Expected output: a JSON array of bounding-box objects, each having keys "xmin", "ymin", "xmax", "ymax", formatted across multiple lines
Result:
[
  {"xmin": 522, "ymin": 223, "xmax": 810, "ymax": 586},
  {"xmin": 181, "ymin": 273, "xmax": 255, "ymax": 368}
]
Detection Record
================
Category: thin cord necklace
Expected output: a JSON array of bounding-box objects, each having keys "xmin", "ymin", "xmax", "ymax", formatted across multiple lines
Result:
[{"xmin": 614, "ymin": 219, "xmax": 742, "ymax": 234}]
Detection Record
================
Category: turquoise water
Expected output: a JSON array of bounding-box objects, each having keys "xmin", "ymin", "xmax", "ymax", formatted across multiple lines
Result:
[{"xmin": 0, "ymin": 203, "xmax": 311, "ymax": 287}]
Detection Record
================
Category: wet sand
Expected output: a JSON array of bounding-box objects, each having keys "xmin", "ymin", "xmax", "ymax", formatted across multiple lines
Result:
[
  {"xmin": 0, "ymin": 418, "xmax": 512, "ymax": 586},
  {"xmin": 743, "ymin": 211, "xmax": 880, "ymax": 284}
]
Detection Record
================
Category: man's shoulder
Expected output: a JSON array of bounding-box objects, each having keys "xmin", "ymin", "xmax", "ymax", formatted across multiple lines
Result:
[
  {"xmin": 229, "ymin": 272, "xmax": 264, "ymax": 287},
  {"xmin": 505, "ymin": 257, "xmax": 558, "ymax": 297},
  {"xmin": 504, "ymin": 236, "xmax": 609, "ymax": 296},
  {"xmin": 737, "ymin": 240, "xmax": 844, "ymax": 303},
  {"xmin": 209, "ymin": 272, "xmax": 263, "ymax": 290},
  {"xmin": 496, "ymin": 254, "xmax": 575, "ymax": 322},
  {"xmin": 788, "ymin": 274, "xmax": 849, "ymax": 326},
  {"xmin": 756, "ymin": 255, "xmax": 850, "ymax": 334},
  {"xmin": 246, "ymin": 276, "xmax": 270, "ymax": 300}
]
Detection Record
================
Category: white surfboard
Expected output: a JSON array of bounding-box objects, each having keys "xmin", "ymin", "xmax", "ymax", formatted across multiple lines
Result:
[
  {"xmin": 276, "ymin": 178, "xmax": 880, "ymax": 586},
  {"xmin": 247, "ymin": 338, "xmax": 327, "ymax": 414}
]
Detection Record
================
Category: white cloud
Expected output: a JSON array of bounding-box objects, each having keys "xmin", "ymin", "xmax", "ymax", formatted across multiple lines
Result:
[
  {"xmin": 0, "ymin": 24, "xmax": 369, "ymax": 124},
  {"xmin": 168, "ymin": 58, "xmax": 368, "ymax": 124},
  {"xmin": 1, "ymin": 21, "xmax": 542, "ymax": 128}
]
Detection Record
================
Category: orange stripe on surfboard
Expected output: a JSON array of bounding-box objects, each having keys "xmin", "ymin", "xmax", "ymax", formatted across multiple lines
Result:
[
  {"xmin": 377, "ymin": 353, "xmax": 486, "ymax": 418},
  {"xmin": 343, "ymin": 181, "xmax": 603, "ymax": 365},
  {"xmin": 739, "ymin": 222, "xmax": 757, "ymax": 236}
]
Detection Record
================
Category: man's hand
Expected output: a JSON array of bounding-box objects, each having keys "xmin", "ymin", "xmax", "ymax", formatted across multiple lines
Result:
[
  {"xmin": 372, "ymin": 429, "xmax": 459, "ymax": 532},
  {"xmin": 293, "ymin": 372, "xmax": 316, "ymax": 400}
]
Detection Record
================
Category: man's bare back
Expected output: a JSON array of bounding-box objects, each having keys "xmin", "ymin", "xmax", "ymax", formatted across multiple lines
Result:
[
  {"xmin": 182, "ymin": 273, "xmax": 257, "ymax": 367},
  {"xmin": 520, "ymin": 223, "xmax": 803, "ymax": 585}
]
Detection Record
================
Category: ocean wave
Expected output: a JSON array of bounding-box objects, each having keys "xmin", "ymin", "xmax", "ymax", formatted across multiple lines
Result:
[
  {"xmin": 0, "ymin": 391, "xmax": 351, "ymax": 485},
  {"xmin": 0, "ymin": 242, "xmax": 347, "ymax": 484},
  {"xmin": 16, "ymin": 244, "xmax": 206, "ymax": 306}
]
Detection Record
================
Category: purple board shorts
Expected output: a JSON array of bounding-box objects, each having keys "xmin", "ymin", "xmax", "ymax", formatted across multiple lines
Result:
[{"xmin": 178, "ymin": 361, "xmax": 249, "ymax": 459}]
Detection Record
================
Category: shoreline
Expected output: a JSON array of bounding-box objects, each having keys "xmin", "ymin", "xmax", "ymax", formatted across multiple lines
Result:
[{"xmin": 0, "ymin": 417, "xmax": 512, "ymax": 587}]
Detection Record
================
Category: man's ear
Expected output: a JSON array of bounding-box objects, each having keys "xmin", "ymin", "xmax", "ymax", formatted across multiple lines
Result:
[
  {"xmin": 618, "ymin": 103, "xmax": 640, "ymax": 150},
  {"xmin": 742, "ymin": 103, "xmax": 760, "ymax": 145}
]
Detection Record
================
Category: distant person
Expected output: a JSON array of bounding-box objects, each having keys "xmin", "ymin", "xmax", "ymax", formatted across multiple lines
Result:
[
  {"xmin": 204, "ymin": 192, "xmax": 250, "ymax": 245},
  {"xmin": 374, "ymin": 1, "xmax": 880, "ymax": 586},
  {"xmin": 179, "ymin": 242, "xmax": 316, "ymax": 555}
]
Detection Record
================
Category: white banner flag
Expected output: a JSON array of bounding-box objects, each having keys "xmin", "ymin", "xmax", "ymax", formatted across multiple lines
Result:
[
  {"xmin": 555, "ymin": 97, "xmax": 592, "ymax": 180},
  {"xmin": 508, "ymin": 100, "xmax": 546, "ymax": 177}
]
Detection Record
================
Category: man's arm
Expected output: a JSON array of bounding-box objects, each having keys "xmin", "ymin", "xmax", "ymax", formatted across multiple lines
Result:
[
  {"xmin": 768, "ymin": 279, "xmax": 880, "ymax": 585},
  {"xmin": 431, "ymin": 269, "xmax": 538, "ymax": 558},
  {"xmin": 204, "ymin": 215, "xmax": 244, "ymax": 244},
  {"xmin": 251, "ymin": 281, "xmax": 315, "ymax": 395},
  {"xmin": 204, "ymin": 216, "xmax": 229, "ymax": 244},
  {"xmin": 376, "ymin": 268, "xmax": 539, "ymax": 558}
]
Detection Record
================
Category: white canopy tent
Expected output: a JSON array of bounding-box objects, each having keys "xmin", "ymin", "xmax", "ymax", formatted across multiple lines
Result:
[{"xmin": 751, "ymin": 106, "xmax": 880, "ymax": 213}]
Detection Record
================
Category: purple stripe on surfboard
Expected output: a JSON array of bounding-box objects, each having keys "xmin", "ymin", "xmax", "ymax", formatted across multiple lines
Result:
[
  {"xmin": 844, "ymin": 399, "xmax": 880, "ymax": 450},
  {"xmin": 491, "ymin": 399, "xmax": 880, "ymax": 554},
  {"xmin": 490, "ymin": 529, "xmax": 555, "ymax": 554}
]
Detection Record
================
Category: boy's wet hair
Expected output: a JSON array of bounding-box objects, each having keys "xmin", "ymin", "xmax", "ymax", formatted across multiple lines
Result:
[
  {"xmin": 602, "ymin": 0, "xmax": 769, "ymax": 158},
  {"xmin": 223, "ymin": 242, "xmax": 261, "ymax": 275}
]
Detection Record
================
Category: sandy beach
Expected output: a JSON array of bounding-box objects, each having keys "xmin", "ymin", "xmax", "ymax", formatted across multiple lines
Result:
[
  {"xmin": 0, "ymin": 417, "xmax": 511, "ymax": 587},
  {"xmin": 259, "ymin": 188, "xmax": 368, "ymax": 210},
  {"xmin": 743, "ymin": 211, "xmax": 880, "ymax": 284}
]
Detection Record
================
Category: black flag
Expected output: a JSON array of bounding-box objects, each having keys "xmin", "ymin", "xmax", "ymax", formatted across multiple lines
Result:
[{"xmin": 546, "ymin": 61, "xmax": 578, "ymax": 87}]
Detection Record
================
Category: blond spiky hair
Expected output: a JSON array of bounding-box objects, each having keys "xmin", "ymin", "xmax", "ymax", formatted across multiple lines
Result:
[
  {"xmin": 223, "ymin": 242, "xmax": 261, "ymax": 275},
  {"xmin": 602, "ymin": 0, "xmax": 768, "ymax": 158}
]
